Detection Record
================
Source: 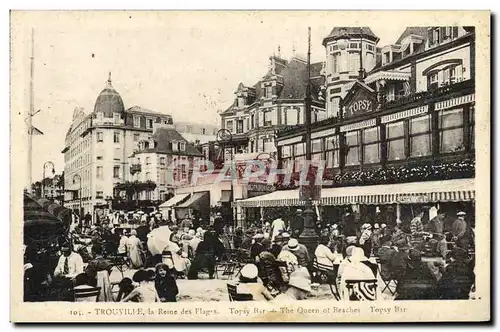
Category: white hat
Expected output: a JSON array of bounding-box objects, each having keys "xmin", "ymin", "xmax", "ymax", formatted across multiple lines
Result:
[
  {"xmin": 265, "ymin": 222, "xmax": 270, "ymax": 227},
  {"xmin": 281, "ymin": 232, "xmax": 291, "ymax": 238},
  {"xmin": 240, "ymin": 264, "xmax": 258, "ymax": 279},
  {"xmin": 288, "ymin": 239, "xmax": 299, "ymax": 251},
  {"xmin": 263, "ymin": 233, "xmax": 270, "ymax": 239},
  {"xmin": 332, "ymin": 224, "xmax": 338, "ymax": 229},
  {"xmin": 381, "ymin": 223, "xmax": 387, "ymax": 228},
  {"xmin": 457, "ymin": 211, "xmax": 466, "ymax": 216},
  {"xmin": 350, "ymin": 247, "xmax": 368, "ymax": 263},
  {"xmin": 288, "ymin": 272, "xmax": 312, "ymax": 293},
  {"xmin": 253, "ymin": 233, "xmax": 264, "ymax": 240},
  {"xmin": 365, "ymin": 224, "xmax": 372, "ymax": 230},
  {"xmin": 374, "ymin": 223, "xmax": 380, "ymax": 229}
]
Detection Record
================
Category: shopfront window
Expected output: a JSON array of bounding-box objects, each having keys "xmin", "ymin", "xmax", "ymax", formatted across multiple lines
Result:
[
  {"xmin": 325, "ymin": 136, "xmax": 340, "ymax": 168},
  {"xmin": 439, "ymin": 108, "xmax": 465, "ymax": 153},
  {"xmin": 409, "ymin": 115, "xmax": 432, "ymax": 157},
  {"xmin": 345, "ymin": 131, "xmax": 360, "ymax": 166},
  {"xmin": 469, "ymin": 104, "xmax": 475, "ymax": 150},
  {"xmin": 362, "ymin": 127, "xmax": 380, "ymax": 164},
  {"xmin": 387, "ymin": 121, "xmax": 406, "ymax": 161},
  {"xmin": 281, "ymin": 144, "xmax": 293, "ymax": 172}
]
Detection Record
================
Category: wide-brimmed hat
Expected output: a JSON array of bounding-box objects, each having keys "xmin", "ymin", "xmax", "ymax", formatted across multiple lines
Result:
[
  {"xmin": 374, "ymin": 223, "xmax": 380, "ymax": 229},
  {"xmin": 253, "ymin": 233, "xmax": 264, "ymax": 240},
  {"xmin": 240, "ymin": 264, "xmax": 258, "ymax": 279},
  {"xmin": 287, "ymin": 239, "xmax": 299, "ymax": 251},
  {"xmin": 281, "ymin": 232, "xmax": 291, "ymax": 238},
  {"xmin": 288, "ymin": 272, "xmax": 312, "ymax": 293},
  {"xmin": 381, "ymin": 223, "xmax": 387, "ymax": 229},
  {"xmin": 457, "ymin": 211, "xmax": 466, "ymax": 216}
]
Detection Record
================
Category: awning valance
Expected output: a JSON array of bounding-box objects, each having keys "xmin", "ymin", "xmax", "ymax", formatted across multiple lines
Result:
[
  {"xmin": 158, "ymin": 193, "xmax": 190, "ymax": 209},
  {"xmin": 235, "ymin": 178, "xmax": 475, "ymax": 208}
]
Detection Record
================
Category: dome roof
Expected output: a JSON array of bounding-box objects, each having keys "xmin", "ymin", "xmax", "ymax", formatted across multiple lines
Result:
[{"xmin": 93, "ymin": 73, "xmax": 125, "ymax": 117}]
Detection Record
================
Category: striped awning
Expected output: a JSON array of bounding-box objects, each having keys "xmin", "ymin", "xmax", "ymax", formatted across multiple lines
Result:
[
  {"xmin": 381, "ymin": 105, "xmax": 428, "ymax": 124},
  {"xmin": 435, "ymin": 94, "xmax": 475, "ymax": 111},
  {"xmin": 235, "ymin": 178, "xmax": 475, "ymax": 208},
  {"xmin": 158, "ymin": 193, "xmax": 190, "ymax": 209},
  {"xmin": 340, "ymin": 119, "xmax": 376, "ymax": 132}
]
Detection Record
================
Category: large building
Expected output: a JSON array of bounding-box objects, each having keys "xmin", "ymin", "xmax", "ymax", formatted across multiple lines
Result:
[
  {"xmin": 62, "ymin": 74, "xmax": 201, "ymax": 219},
  {"xmin": 236, "ymin": 26, "xmax": 476, "ymax": 227}
]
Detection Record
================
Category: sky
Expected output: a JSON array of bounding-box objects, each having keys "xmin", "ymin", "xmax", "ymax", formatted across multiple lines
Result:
[{"xmin": 11, "ymin": 11, "xmax": 411, "ymax": 183}]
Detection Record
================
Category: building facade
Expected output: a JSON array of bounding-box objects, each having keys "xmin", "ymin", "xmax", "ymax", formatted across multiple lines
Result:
[
  {"xmin": 219, "ymin": 54, "xmax": 326, "ymax": 157},
  {"xmin": 236, "ymin": 26, "xmax": 476, "ymax": 227},
  {"xmin": 174, "ymin": 121, "xmax": 218, "ymax": 146},
  {"xmin": 62, "ymin": 74, "xmax": 202, "ymax": 218}
]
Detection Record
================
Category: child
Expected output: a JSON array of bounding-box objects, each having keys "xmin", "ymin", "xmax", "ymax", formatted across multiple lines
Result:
[
  {"xmin": 121, "ymin": 270, "xmax": 158, "ymax": 302},
  {"xmin": 154, "ymin": 263, "xmax": 179, "ymax": 302}
]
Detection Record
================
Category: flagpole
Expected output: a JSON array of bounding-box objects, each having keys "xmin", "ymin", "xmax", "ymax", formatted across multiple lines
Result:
[{"xmin": 27, "ymin": 28, "xmax": 34, "ymax": 193}]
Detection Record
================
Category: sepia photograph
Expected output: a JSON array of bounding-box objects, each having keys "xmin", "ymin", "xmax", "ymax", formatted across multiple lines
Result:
[{"xmin": 10, "ymin": 10, "xmax": 490, "ymax": 323}]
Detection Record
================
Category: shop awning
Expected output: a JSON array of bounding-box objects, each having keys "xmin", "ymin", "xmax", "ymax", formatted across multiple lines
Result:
[
  {"xmin": 158, "ymin": 193, "xmax": 190, "ymax": 209},
  {"xmin": 235, "ymin": 178, "xmax": 475, "ymax": 208},
  {"xmin": 176, "ymin": 191, "xmax": 209, "ymax": 209}
]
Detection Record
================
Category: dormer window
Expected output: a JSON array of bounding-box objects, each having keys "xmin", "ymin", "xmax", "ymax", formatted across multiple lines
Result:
[
  {"xmin": 114, "ymin": 113, "xmax": 120, "ymax": 124},
  {"xmin": 147, "ymin": 118, "xmax": 154, "ymax": 129},
  {"xmin": 264, "ymin": 86, "xmax": 273, "ymax": 98},
  {"xmin": 179, "ymin": 142, "xmax": 186, "ymax": 151},
  {"xmin": 172, "ymin": 141, "xmax": 178, "ymax": 152},
  {"xmin": 133, "ymin": 116, "xmax": 140, "ymax": 128}
]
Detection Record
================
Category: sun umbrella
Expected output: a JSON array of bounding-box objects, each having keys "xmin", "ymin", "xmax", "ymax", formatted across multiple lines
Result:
[
  {"xmin": 37, "ymin": 198, "xmax": 52, "ymax": 209},
  {"xmin": 47, "ymin": 203, "xmax": 63, "ymax": 217},
  {"xmin": 24, "ymin": 195, "xmax": 65, "ymax": 244},
  {"xmin": 146, "ymin": 226, "xmax": 172, "ymax": 255}
]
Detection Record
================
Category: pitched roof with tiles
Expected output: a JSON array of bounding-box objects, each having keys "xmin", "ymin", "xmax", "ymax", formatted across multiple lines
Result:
[
  {"xmin": 395, "ymin": 27, "xmax": 429, "ymax": 44},
  {"xmin": 136, "ymin": 127, "xmax": 202, "ymax": 157}
]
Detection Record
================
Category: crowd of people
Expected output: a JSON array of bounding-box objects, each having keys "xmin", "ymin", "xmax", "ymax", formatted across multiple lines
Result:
[{"xmin": 23, "ymin": 206, "xmax": 476, "ymax": 302}]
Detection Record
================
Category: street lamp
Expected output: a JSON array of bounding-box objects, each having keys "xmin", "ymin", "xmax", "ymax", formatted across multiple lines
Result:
[
  {"xmin": 216, "ymin": 128, "xmax": 235, "ymax": 227},
  {"xmin": 73, "ymin": 174, "xmax": 83, "ymax": 227},
  {"xmin": 298, "ymin": 27, "xmax": 320, "ymax": 255},
  {"xmin": 42, "ymin": 161, "xmax": 55, "ymax": 198}
]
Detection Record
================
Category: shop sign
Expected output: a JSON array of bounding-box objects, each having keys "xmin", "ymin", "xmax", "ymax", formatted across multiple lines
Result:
[{"xmin": 396, "ymin": 194, "xmax": 430, "ymax": 203}]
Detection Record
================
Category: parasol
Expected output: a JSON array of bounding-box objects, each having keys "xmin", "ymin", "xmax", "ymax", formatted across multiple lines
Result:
[
  {"xmin": 24, "ymin": 195, "xmax": 65, "ymax": 244},
  {"xmin": 37, "ymin": 198, "xmax": 52, "ymax": 209},
  {"xmin": 146, "ymin": 226, "xmax": 172, "ymax": 255}
]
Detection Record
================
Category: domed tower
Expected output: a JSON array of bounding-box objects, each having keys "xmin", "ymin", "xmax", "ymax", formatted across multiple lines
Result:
[
  {"xmin": 322, "ymin": 27, "xmax": 380, "ymax": 117},
  {"xmin": 93, "ymin": 72, "xmax": 125, "ymax": 119}
]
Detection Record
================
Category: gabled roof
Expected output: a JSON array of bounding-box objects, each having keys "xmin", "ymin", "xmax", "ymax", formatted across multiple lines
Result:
[
  {"xmin": 135, "ymin": 127, "xmax": 202, "ymax": 157},
  {"xmin": 125, "ymin": 106, "xmax": 171, "ymax": 117},
  {"xmin": 395, "ymin": 27, "xmax": 429, "ymax": 44}
]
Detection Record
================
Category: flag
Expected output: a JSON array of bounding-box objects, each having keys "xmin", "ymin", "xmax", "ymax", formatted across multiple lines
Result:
[
  {"xmin": 28, "ymin": 126, "xmax": 43, "ymax": 135},
  {"xmin": 403, "ymin": 81, "xmax": 411, "ymax": 96}
]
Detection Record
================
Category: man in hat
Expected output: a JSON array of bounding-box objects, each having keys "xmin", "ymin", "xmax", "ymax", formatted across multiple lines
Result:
[
  {"xmin": 410, "ymin": 208, "xmax": 425, "ymax": 236},
  {"xmin": 269, "ymin": 234, "xmax": 284, "ymax": 258},
  {"xmin": 427, "ymin": 209, "xmax": 448, "ymax": 257},
  {"xmin": 250, "ymin": 233, "xmax": 265, "ymax": 262},
  {"xmin": 289, "ymin": 209, "xmax": 304, "ymax": 238},
  {"xmin": 282, "ymin": 238, "xmax": 310, "ymax": 268},
  {"xmin": 437, "ymin": 248, "xmax": 475, "ymax": 299},
  {"xmin": 273, "ymin": 270, "xmax": 311, "ymax": 301},
  {"xmin": 452, "ymin": 211, "xmax": 470, "ymax": 249},
  {"xmin": 213, "ymin": 212, "xmax": 225, "ymax": 235}
]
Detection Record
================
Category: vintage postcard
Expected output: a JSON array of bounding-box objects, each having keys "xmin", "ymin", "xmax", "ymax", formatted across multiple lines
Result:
[{"xmin": 10, "ymin": 10, "xmax": 490, "ymax": 323}]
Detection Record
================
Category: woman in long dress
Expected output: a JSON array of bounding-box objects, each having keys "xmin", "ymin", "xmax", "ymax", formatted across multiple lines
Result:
[{"xmin": 127, "ymin": 230, "xmax": 144, "ymax": 269}]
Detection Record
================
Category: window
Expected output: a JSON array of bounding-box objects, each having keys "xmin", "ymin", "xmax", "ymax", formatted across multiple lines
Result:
[
  {"xmin": 172, "ymin": 141, "xmax": 178, "ymax": 152},
  {"xmin": 410, "ymin": 115, "xmax": 432, "ymax": 157},
  {"xmin": 237, "ymin": 97, "xmax": 244, "ymax": 108},
  {"xmin": 345, "ymin": 131, "xmax": 360, "ymax": 166},
  {"xmin": 265, "ymin": 86, "xmax": 273, "ymax": 98},
  {"xmin": 363, "ymin": 127, "xmax": 380, "ymax": 164},
  {"xmin": 439, "ymin": 108, "xmax": 465, "ymax": 153},
  {"xmin": 186, "ymin": 126, "xmax": 193, "ymax": 133},
  {"xmin": 97, "ymin": 132, "xmax": 103, "ymax": 143},
  {"xmin": 181, "ymin": 164, "xmax": 187, "ymax": 179},
  {"xmin": 113, "ymin": 166, "xmax": 120, "ymax": 178},
  {"xmin": 146, "ymin": 157, "xmax": 151, "ymax": 165},
  {"xmin": 226, "ymin": 120, "xmax": 234, "ymax": 132},
  {"xmin": 469, "ymin": 104, "xmax": 475, "ymax": 150},
  {"xmin": 384, "ymin": 52, "xmax": 390, "ymax": 65},
  {"xmin": 96, "ymin": 166, "xmax": 103, "ymax": 179},
  {"xmin": 325, "ymin": 136, "xmax": 340, "ymax": 168},
  {"xmin": 148, "ymin": 119, "xmax": 154, "ymax": 129},
  {"xmin": 202, "ymin": 128, "xmax": 206, "ymax": 134},
  {"xmin": 146, "ymin": 172, "xmax": 151, "ymax": 181},
  {"xmin": 113, "ymin": 132, "xmax": 120, "ymax": 143},
  {"xmin": 179, "ymin": 142, "xmax": 186, "ymax": 151},
  {"xmin": 114, "ymin": 113, "xmax": 120, "ymax": 124},
  {"xmin": 236, "ymin": 120, "xmax": 244, "ymax": 134},
  {"xmin": 133, "ymin": 116, "xmax": 140, "ymax": 128},
  {"xmin": 331, "ymin": 53, "xmax": 339, "ymax": 73},
  {"xmin": 160, "ymin": 157, "xmax": 166, "ymax": 166},
  {"xmin": 134, "ymin": 133, "xmax": 140, "ymax": 142},
  {"xmin": 263, "ymin": 111, "xmax": 272, "ymax": 127},
  {"xmin": 329, "ymin": 98, "xmax": 340, "ymax": 116},
  {"xmin": 159, "ymin": 171, "xmax": 166, "ymax": 185},
  {"xmin": 387, "ymin": 121, "xmax": 406, "ymax": 161},
  {"xmin": 97, "ymin": 156, "xmax": 103, "ymax": 160},
  {"xmin": 96, "ymin": 191, "xmax": 103, "ymax": 199},
  {"xmin": 348, "ymin": 51, "xmax": 360, "ymax": 72},
  {"xmin": 428, "ymin": 72, "xmax": 439, "ymax": 90}
]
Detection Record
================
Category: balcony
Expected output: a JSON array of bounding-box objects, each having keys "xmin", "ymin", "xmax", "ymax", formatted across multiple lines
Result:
[{"xmin": 130, "ymin": 164, "xmax": 142, "ymax": 175}]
